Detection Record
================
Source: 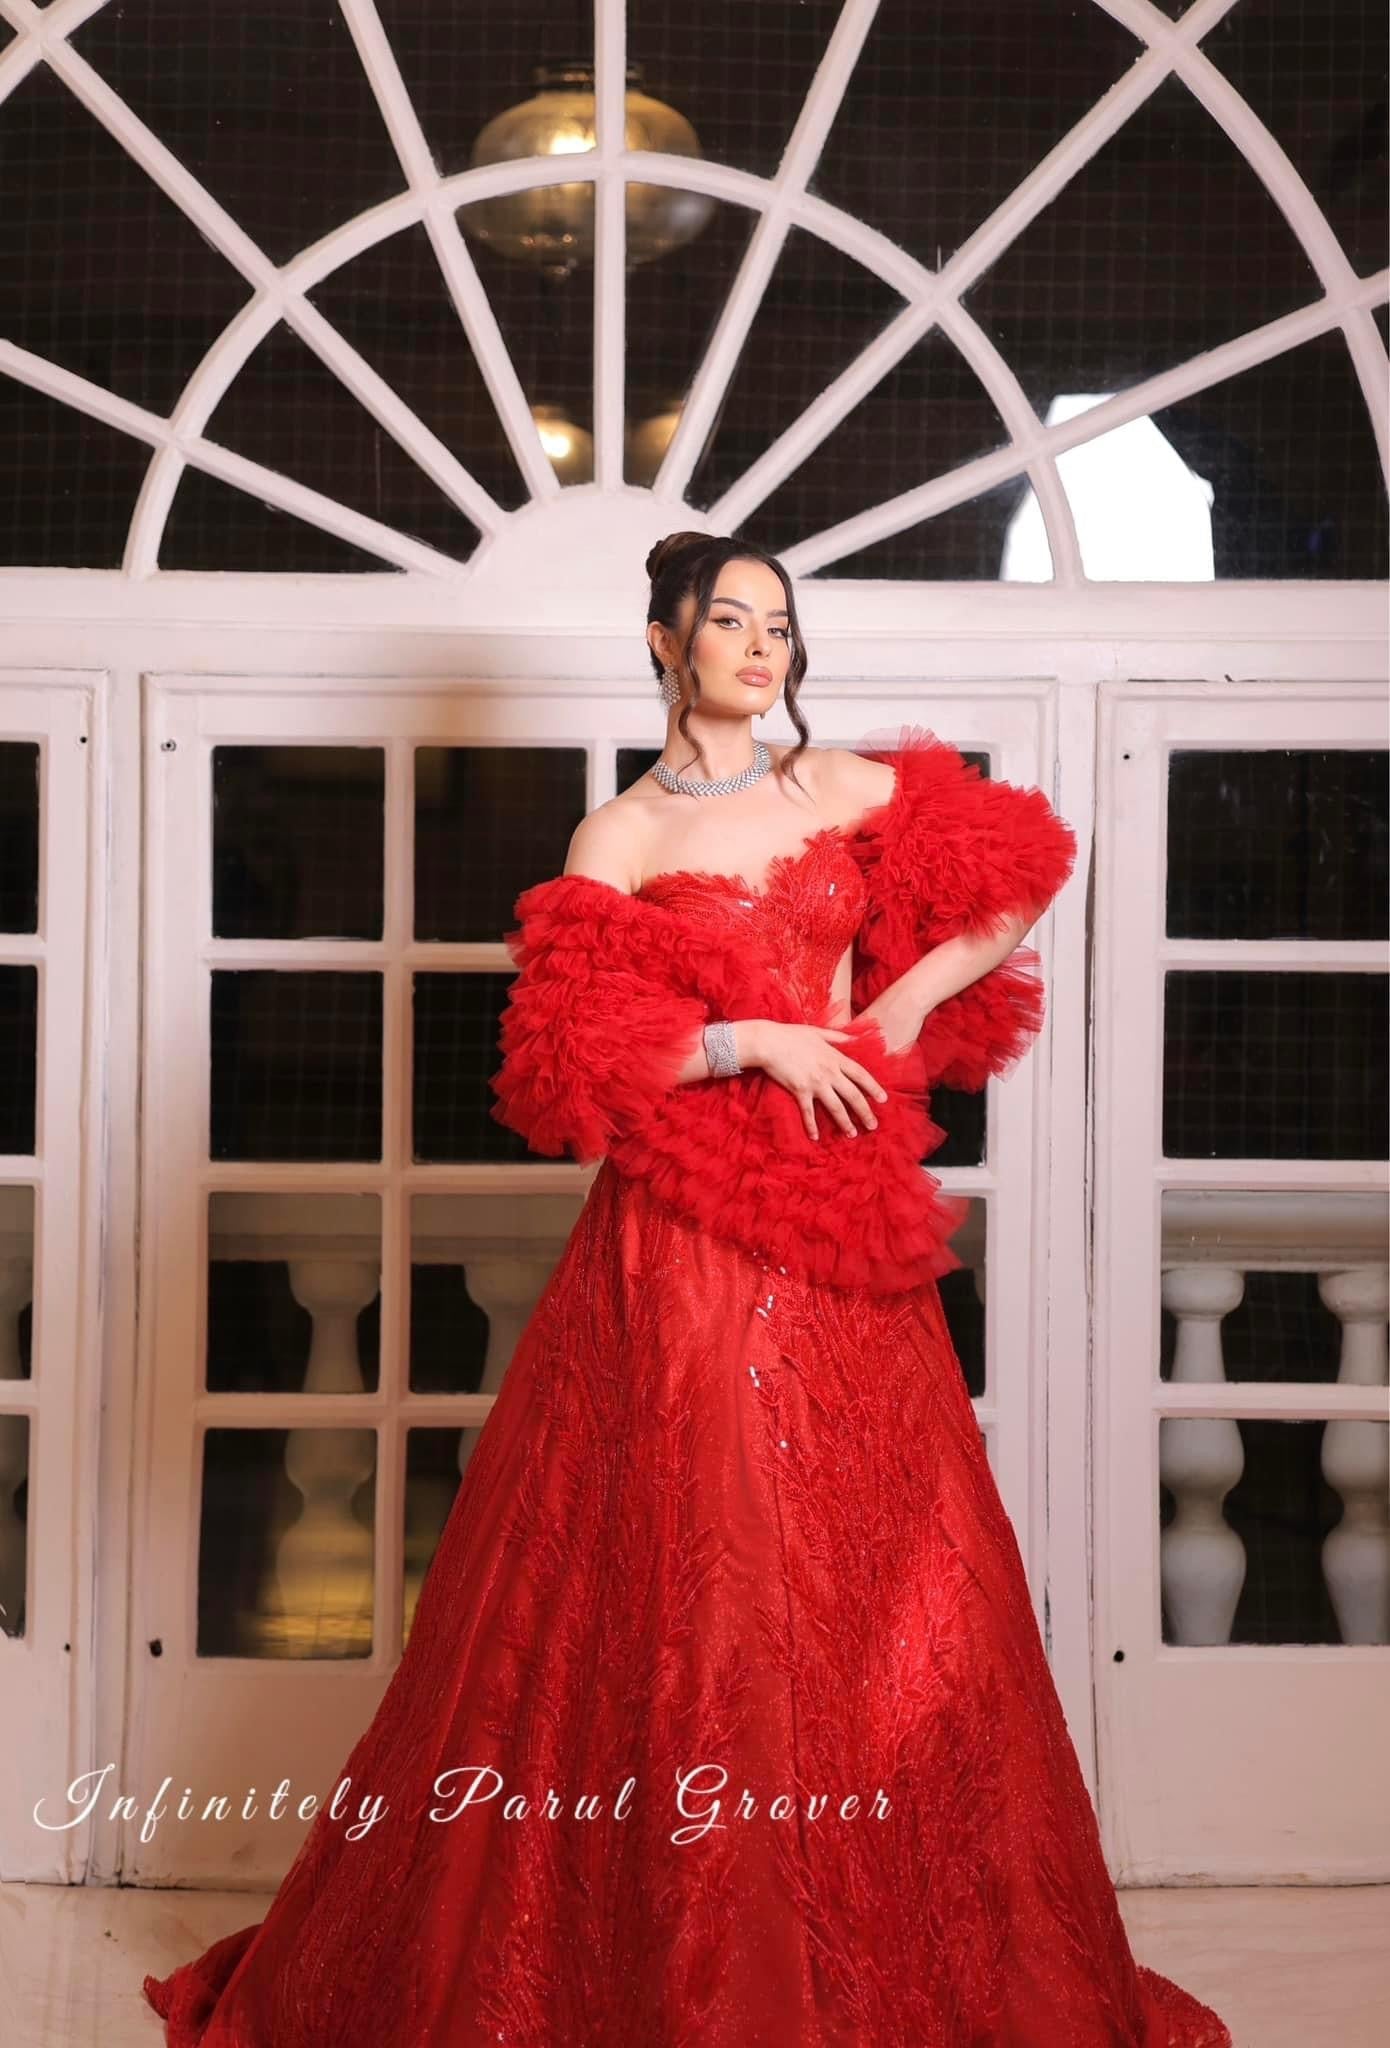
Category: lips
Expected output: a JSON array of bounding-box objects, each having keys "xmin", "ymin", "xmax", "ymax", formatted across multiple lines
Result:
[{"xmin": 738, "ymin": 669, "xmax": 772, "ymax": 684}]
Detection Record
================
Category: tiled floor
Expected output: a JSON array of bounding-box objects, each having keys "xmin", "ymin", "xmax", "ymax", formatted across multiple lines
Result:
[{"xmin": 2, "ymin": 1876, "xmax": 1386, "ymax": 2046}]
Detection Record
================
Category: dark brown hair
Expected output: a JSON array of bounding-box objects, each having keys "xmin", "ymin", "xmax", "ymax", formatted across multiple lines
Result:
[{"xmin": 644, "ymin": 530, "xmax": 811, "ymax": 791}]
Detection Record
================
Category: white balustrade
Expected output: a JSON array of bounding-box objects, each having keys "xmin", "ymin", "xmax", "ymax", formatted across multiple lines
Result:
[
  {"xmin": 208, "ymin": 1189, "xmax": 582, "ymax": 1654},
  {"xmin": 1319, "ymin": 1267, "xmax": 1390, "ymax": 1646},
  {"xmin": 274, "ymin": 1257, "xmax": 381, "ymax": 1656},
  {"xmin": 1159, "ymin": 1266, "xmax": 1248, "ymax": 1645},
  {"xmin": 1160, "ymin": 1191, "xmax": 1389, "ymax": 1648},
  {"xmin": 0, "ymin": 1252, "xmax": 32, "ymax": 1638}
]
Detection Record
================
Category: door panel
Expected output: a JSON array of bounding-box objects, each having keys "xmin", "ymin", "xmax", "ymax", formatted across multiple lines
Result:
[{"xmin": 1093, "ymin": 683, "xmax": 1389, "ymax": 1880}]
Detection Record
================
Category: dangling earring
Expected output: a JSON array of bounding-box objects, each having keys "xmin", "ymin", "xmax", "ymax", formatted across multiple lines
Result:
[{"xmin": 659, "ymin": 665, "xmax": 681, "ymax": 708}]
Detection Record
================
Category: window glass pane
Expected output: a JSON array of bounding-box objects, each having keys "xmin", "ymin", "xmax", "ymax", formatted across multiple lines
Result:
[
  {"xmin": 813, "ymin": 473, "xmax": 1054, "ymax": 581},
  {"xmin": 628, "ymin": 198, "xmax": 758, "ymax": 490},
  {"xmin": 810, "ymin": 0, "xmax": 1141, "ymax": 271},
  {"xmin": 1044, "ymin": 331, "xmax": 1388, "ymax": 580},
  {"xmin": 455, "ymin": 188, "xmax": 594, "ymax": 484},
  {"xmin": 740, "ymin": 326, "xmax": 1010, "ymax": 564},
  {"xmin": 964, "ymin": 71, "xmax": 1319, "ymax": 397},
  {"xmin": 0, "ymin": 1412, "xmax": 28, "ymax": 1639},
  {"xmin": 415, "ymin": 746, "xmax": 587, "ymax": 943},
  {"xmin": 630, "ymin": 3, "xmax": 839, "ymax": 181},
  {"xmin": 198, "ymin": 1427, "xmax": 375, "ymax": 1658},
  {"xmin": 207, "ymin": 1193, "xmax": 381, "ymax": 1396},
  {"xmin": 409, "ymin": 1190, "xmax": 583, "ymax": 1391},
  {"xmin": 404, "ymin": 1428, "xmax": 466, "ymax": 1649},
  {"xmin": 935, "ymin": 1196, "xmax": 986, "ymax": 1401},
  {"xmin": 617, "ymin": 746, "xmax": 660, "ymax": 793},
  {"xmin": 210, "ymin": 970, "xmax": 384, "ymax": 1162},
  {"xmin": 1158, "ymin": 1192, "xmax": 1370, "ymax": 1387},
  {"xmin": 307, "ymin": 225, "xmax": 530, "ymax": 515},
  {"xmin": 1201, "ymin": 1, "xmax": 1389, "ymax": 277},
  {"xmin": 0, "ymin": 63, "xmax": 248, "ymax": 412},
  {"xmin": 409, "ymin": 1201, "xmax": 492, "ymax": 1398},
  {"xmin": 925, "ymin": 1086, "xmax": 985, "ymax": 1173},
  {"xmin": 1159, "ymin": 1418, "xmax": 1385, "ymax": 1646},
  {"xmin": 0, "ymin": 967, "xmax": 37, "ymax": 1156},
  {"xmin": 0, "ymin": 382, "xmax": 149, "ymax": 569},
  {"xmin": 71, "ymin": 4, "xmax": 405, "ymax": 266},
  {"xmin": 0, "ymin": 744, "xmax": 40, "ymax": 935},
  {"xmin": 1167, "ymin": 748, "xmax": 1389, "ymax": 941},
  {"xmin": 162, "ymin": 465, "xmax": 401, "ymax": 573},
  {"xmin": 373, "ymin": 1, "xmax": 594, "ymax": 181},
  {"xmin": 413, "ymin": 971, "xmax": 521, "ymax": 1163},
  {"xmin": 685, "ymin": 228, "xmax": 904, "ymax": 508},
  {"xmin": 0, "ymin": 1185, "xmax": 35, "ymax": 1385},
  {"xmin": 1163, "ymin": 969, "xmax": 1388, "ymax": 1160},
  {"xmin": 201, "ymin": 324, "xmax": 481, "ymax": 564},
  {"xmin": 213, "ymin": 746, "xmax": 386, "ymax": 941}
]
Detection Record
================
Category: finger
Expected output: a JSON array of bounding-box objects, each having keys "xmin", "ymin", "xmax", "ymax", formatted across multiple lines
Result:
[
  {"xmin": 796, "ymin": 1089, "xmax": 819, "ymax": 1141},
  {"xmin": 835, "ymin": 1078, "xmax": 879, "ymax": 1130},
  {"xmin": 840, "ymin": 1058, "xmax": 890, "ymax": 1103},
  {"xmin": 817, "ymin": 1084, "xmax": 858, "ymax": 1137}
]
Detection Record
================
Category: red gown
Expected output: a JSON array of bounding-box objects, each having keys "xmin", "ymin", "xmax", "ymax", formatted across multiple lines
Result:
[{"xmin": 144, "ymin": 836, "xmax": 1232, "ymax": 2047}]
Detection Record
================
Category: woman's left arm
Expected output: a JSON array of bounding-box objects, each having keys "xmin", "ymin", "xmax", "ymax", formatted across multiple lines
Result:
[
  {"xmin": 855, "ymin": 910, "xmax": 1035, "ymax": 1054},
  {"xmin": 840, "ymin": 729, "xmax": 1078, "ymax": 1088}
]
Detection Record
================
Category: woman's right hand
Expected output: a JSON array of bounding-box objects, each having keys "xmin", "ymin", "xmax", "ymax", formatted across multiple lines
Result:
[{"xmin": 740, "ymin": 1020, "xmax": 889, "ymax": 1142}]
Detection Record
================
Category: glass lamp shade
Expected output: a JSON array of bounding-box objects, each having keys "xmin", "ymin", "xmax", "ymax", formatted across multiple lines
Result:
[
  {"xmin": 532, "ymin": 403, "xmax": 594, "ymax": 485},
  {"xmin": 464, "ymin": 63, "xmax": 715, "ymax": 279}
]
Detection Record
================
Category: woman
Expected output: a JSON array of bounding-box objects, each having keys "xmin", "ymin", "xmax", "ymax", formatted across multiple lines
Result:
[{"xmin": 144, "ymin": 531, "xmax": 1232, "ymax": 2045}]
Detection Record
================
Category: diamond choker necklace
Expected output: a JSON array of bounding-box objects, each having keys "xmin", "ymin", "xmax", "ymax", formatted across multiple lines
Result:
[{"xmin": 650, "ymin": 739, "xmax": 773, "ymax": 799}]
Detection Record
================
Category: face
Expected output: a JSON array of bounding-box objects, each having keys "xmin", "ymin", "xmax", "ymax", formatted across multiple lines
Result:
[{"xmin": 652, "ymin": 557, "xmax": 793, "ymax": 714}]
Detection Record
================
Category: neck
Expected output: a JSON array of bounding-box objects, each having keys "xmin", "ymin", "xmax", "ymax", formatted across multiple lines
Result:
[{"xmin": 658, "ymin": 712, "xmax": 762, "ymax": 784}]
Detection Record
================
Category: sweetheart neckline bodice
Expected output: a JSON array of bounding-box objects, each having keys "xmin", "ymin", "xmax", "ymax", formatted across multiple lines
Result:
[{"xmin": 635, "ymin": 821, "xmax": 858, "ymax": 903}]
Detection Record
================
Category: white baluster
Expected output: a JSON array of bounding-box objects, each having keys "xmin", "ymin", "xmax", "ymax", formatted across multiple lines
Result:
[
  {"xmin": 1319, "ymin": 1266, "xmax": 1390, "ymax": 1646},
  {"xmin": 1159, "ymin": 1264, "xmax": 1247, "ymax": 1645},
  {"xmin": 454, "ymin": 1251, "xmax": 560, "ymax": 1479},
  {"xmin": 270, "ymin": 1258, "xmax": 380, "ymax": 1657},
  {"xmin": 0, "ymin": 1257, "xmax": 31, "ymax": 1636}
]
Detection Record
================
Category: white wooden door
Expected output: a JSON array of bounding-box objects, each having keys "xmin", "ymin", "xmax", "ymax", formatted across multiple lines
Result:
[
  {"xmin": 0, "ymin": 675, "xmax": 99, "ymax": 1882},
  {"xmin": 124, "ymin": 670, "xmax": 1070, "ymax": 1885},
  {"xmin": 1093, "ymin": 681, "xmax": 1389, "ymax": 1880}
]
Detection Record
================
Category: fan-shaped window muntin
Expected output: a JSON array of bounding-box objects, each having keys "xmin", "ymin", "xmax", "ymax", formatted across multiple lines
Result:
[{"xmin": 0, "ymin": 0, "xmax": 1384, "ymax": 579}]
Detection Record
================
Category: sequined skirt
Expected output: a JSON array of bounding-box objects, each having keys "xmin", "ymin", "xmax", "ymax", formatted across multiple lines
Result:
[{"xmin": 145, "ymin": 1158, "xmax": 1231, "ymax": 2047}]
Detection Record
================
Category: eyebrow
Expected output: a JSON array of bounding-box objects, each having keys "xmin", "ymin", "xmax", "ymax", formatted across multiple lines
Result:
[{"xmin": 712, "ymin": 595, "xmax": 789, "ymax": 617}]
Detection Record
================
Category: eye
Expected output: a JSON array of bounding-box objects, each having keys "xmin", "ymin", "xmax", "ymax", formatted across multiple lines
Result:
[{"xmin": 715, "ymin": 615, "xmax": 789, "ymax": 638}]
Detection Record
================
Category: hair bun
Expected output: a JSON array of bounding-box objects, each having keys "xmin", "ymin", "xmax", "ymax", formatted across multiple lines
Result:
[{"xmin": 645, "ymin": 530, "xmax": 715, "ymax": 583}]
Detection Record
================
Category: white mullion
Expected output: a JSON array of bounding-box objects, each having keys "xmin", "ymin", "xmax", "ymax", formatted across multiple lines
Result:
[
  {"xmin": 0, "ymin": 341, "xmax": 463, "ymax": 575},
  {"xmin": 592, "ymin": 0, "xmax": 627, "ymax": 491},
  {"xmin": 655, "ymin": 0, "xmax": 881, "ymax": 502},
  {"xmin": 0, "ymin": 14, "xmax": 38, "ymax": 105},
  {"xmin": 1159, "ymin": 1158, "xmax": 1389, "ymax": 1192},
  {"xmin": 194, "ymin": 1394, "xmax": 498, "ymax": 1428},
  {"xmin": 338, "ymin": 0, "xmax": 558, "ymax": 504},
  {"xmin": 1159, "ymin": 939, "xmax": 1388, "ymax": 971},
  {"xmin": 778, "ymin": 274, "xmax": 1390, "ymax": 577},
  {"xmin": 374, "ymin": 731, "xmax": 412, "ymax": 1658},
  {"xmin": 0, "ymin": 0, "xmax": 108, "ymax": 103},
  {"xmin": 1167, "ymin": 37, "xmax": 1390, "ymax": 479},
  {"xmin": 1152, "ymin": 1385, "xmax": 1388, "ymax": 1425},
  {"xmin": 2, "ymin": 0, "xmax": 503, "ymax": 543},
  {"xmin": 704, "ymin": 16, "xmax": 1191, "ymax": 541},
  {"xmin": 284, "ymin": 294, "xmax": 505, "ymax": 533},
  {"xmin": 704, "ymin": 5, "xmax": 1237, "ymax": 533},
  {"xmin": 421, "ymin": 211, "xmax": 564, "ymax": 504}
]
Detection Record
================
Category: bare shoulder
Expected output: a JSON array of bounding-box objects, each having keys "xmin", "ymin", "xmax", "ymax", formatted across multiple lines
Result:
[
  {"xmin": 562, "ymin": 798, "xmax": 647, "ymax": 894},
  {"xmin": 807, "ymin": 745, "xmax": 897, "ymax": 815}
]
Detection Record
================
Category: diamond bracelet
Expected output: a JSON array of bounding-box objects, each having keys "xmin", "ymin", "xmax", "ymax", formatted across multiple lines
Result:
[{"xmin": 702, "ymin": 1019, "xmax": 743, "ymax": 1078}]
